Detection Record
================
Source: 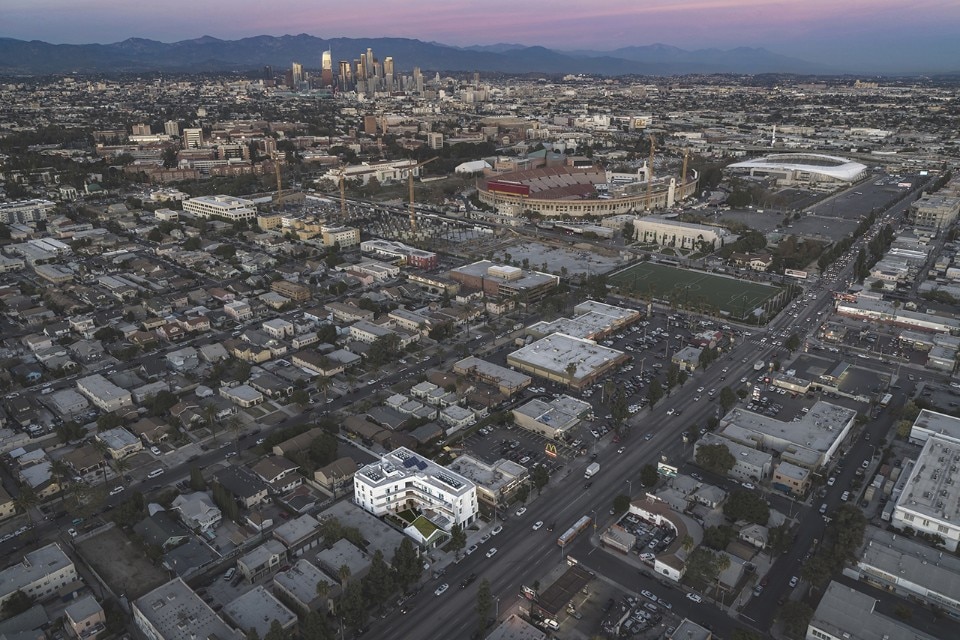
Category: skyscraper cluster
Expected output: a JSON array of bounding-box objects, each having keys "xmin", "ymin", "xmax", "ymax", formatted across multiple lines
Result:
[{"xmin": 275, "ymin": 46, "xmax": 422, "ymax": 95}]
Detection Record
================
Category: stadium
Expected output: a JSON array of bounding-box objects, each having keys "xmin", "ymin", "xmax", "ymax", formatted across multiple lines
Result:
[
  {"xmin": 726, "ymin": 153, "xmax": 867, "ymax": 187},
  {"xmin": 476, "ymin": 164, "xmax": 698, "ymax": 218}
]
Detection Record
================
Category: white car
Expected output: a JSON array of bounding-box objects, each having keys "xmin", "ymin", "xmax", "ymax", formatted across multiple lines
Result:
[
  {"xmin": 68, "ymin": 528, "xmax": 78, "ymax": 538},
  {"xmin": 491, "ymin": 524, "xmax": 503, "ymax": 536},
  {"xmin": 109, "ymin": 485, "xmax": 124, "ymax": 496},
  {"xmin": 742, "ymin": 482, "xmax": 756, "ymax": 490},
  {"xmin": 840, "ymin": 491, "xmax": 850, "ymax": 501},
  {"xmin": 465, "ymin": 544, "xmax": 478, "ymax": 555},
  {"xmin": 515, "ymin": 507, "xmax": 527, "ymax": 517},
  {"xmin": 150, "ymin": 446, "xmax": 162, "ymax": 456},
  {"xmin": 485, "ymin": 547, "xmax": 498, "ymax": 558},
  {"xmin": 686, "ymin": 593, "xmax": 703, "ymax": 603},
  {"xmin": 434, "ymin": 584, "xmax": 449, "ymax": 596},
  {"xmin": 789, "ymin": 576, "xmax": 799, "ymax": 588},
  {"xmin": 827, "ymin": 477, "xmax": 836, "ymax": 486},
  {"xmin": 666, "ymin": 408, "xmax": 675, "ymax": 416},
  {"xmin": 532, "ymin": 521, "xmax": 543, "ymax": 531}
]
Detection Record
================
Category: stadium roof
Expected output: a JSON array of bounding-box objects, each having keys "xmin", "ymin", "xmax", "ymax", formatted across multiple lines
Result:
[{"xmin": 728, "ymin": 153, "xmax": 867, "ymax": 182}]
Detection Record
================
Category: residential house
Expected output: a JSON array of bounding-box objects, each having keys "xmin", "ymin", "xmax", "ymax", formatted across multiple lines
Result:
[
  {"xmin": 171, "ymin": 492, "xmax": 222, "ymax": 533},
  {"xmin": 213, "ymin": 466, "xmax": 269, "ymax": 509},
  {"xmin": 237, "ymin": 539, "xmax": 286, "ymax": 583},
  {"xmin": 133, "ymin": 512, "xmax": 190, "ymax": 550},
  {"xmin": 252, "ymin": 457, "xmax": 301, "ymax": 494}
]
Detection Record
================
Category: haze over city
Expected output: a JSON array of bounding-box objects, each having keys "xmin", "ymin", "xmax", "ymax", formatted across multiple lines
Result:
[{"xmin": 4, "ymin": 0, "xmax": 960, "ymax": 74}]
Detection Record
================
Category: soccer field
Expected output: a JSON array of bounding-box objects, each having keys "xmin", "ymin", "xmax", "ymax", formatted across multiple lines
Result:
[{"xmin": 609, "ymin": 262, "xmax": 783, "ymax": 318}]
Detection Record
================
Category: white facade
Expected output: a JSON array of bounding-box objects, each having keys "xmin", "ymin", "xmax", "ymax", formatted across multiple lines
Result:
[
  {"xmin": 183, "ymin": 195, "xmax": 256, "ymax": 221},
  {"xmin": 892, "ymin": 435, "xmax": 960, "ymax": 552},
  {"xmin": 632, "ymin": 216, "xmax": 734, "ymax": 250},
  {"xmin": 354, "ymin": 447, "xmax": 478, "ymax": 531}
]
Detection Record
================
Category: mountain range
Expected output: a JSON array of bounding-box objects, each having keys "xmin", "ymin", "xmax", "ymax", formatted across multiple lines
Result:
[{"xmin": 0, "ymin": 34, "xmax": 838, "ymax": 76}]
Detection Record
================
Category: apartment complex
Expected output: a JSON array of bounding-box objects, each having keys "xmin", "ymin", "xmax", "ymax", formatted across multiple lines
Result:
[{"xmin": 354, "ymin": 446, "xmax": 479, "ymax": 534}]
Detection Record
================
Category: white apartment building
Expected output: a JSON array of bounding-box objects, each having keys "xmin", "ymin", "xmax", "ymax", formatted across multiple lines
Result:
[
  {"xmin": 0, "ymin": 543, "xmax": 78, "ymax": 609},
  {"xmin": 77, "ymin": 374, "xmax": 133, "ymax": 412},
  {"xmin": 224, "ymin": 300, "xmax": 253, "ymax": 321},
  {"xmin": 183, "ymin": 195, "xmax": 256, "ymax": 221},
  {"xmin": 354, "ymin": 447, "xmax": 478, "ymax": 532},
  {"xmin": 0, "ymin": 199, "xmax": 56, "ymax": 224}
]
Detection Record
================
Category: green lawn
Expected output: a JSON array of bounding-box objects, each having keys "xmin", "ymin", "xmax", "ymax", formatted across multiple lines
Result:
[{"xmin": 609, "ymin": 262, "xmax": 783, "ymax": 319}]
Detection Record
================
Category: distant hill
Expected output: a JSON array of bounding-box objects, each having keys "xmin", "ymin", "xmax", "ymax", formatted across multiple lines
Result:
[{"xmin": 0, "ymin": 34, "xmax": 834, "ymax": 76}]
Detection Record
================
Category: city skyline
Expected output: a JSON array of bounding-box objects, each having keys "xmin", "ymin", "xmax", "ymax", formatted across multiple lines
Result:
[{"xmin": 3, "ymin": 0, "xmax": 960, "ymax": 74}]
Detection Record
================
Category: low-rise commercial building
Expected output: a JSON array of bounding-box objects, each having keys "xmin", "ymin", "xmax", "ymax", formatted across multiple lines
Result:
[
  {"xmin": 806, "ymin": 581, "xmax": 937, "ymax": 640},
  {"xmin": 450, "ymin": 261, "xmax": 559, "ymax": 305},
  {"xmin": 854, "ymin": 526, "xmax": 960, "ymax": 618},
  {"xmin": 506, "ymin": 333, "xmax": 629, "ymax": 390},
  {"xmin": 892, "ymin": 434, "xmax": 960, "ymax": 552},
  {"xmin": 132, "ymin": 577, "xmax": 241, "ymax": 640},
  {"xmin": 512, "ymin": 395, "xmax": 592, "ymax": 439}
]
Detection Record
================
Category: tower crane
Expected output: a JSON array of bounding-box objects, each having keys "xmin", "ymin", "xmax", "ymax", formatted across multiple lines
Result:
[
  {"xmin": 645, "ymin": 134, "xmax": 656, "ymax": 210},
  {"xmin": 339, "ymin": 166, "xmax": 347, "ymax": 219},
  {"xmin": 408, "ymin": 157, "xmax": 439, "ymax": 231}
]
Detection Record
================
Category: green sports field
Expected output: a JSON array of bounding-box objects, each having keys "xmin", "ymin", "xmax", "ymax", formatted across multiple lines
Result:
[{"xmin": 609, "ymin": 262, "xmax": 783, "ymax": 318}]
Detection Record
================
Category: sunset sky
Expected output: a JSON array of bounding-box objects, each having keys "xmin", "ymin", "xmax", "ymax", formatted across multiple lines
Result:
[{"xmin": 4, "ymin": 0, "xmax": 960, "ymax": 72}]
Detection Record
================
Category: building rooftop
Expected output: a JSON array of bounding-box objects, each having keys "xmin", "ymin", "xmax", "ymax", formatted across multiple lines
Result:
[
  {"xmin": 133, "ymin": 577, "xmax": 239, "ymax": 640},
  {"xmin": 454, "ymin": 356, "xmax": 532, "ymax": 390},
  {"xmin": 356, "ymin": 446, "xmax": 476, "ymax": 498},
  {"xmin": 0, "ymin": 543, "xmax": 74, "ymax": 600},
  {"xmin": 447, "ymin": 455, "xmax": 527, "ymax": 495},
  {"xmin": 718, "ymin": 401, "xmax": 856, "ymax": 464},
  {"xmin": 274, "ymin": 559, "xmax": 337, "ymax": 604},
  {"xmin": 223, "ymin": 586, "xmax": 296, "ymax": 639},
  {"xmin": 911, "ymin": 409, "xmax": 960, "ymax": 446},
  {"xmin": 272, "ymin": 513, "xmax": 320, "ymax": 548},
  {"xmin": 318, "ymin": 501, "xmax": 407, "ymax": 561},
  {"xmin": 859, "ymin": 525, "xmax": 960, "ymax": 607},
  {"xmin": 810, "ymin": 581, "xmax": 937, "ymax": 640},
  {"xmin": 895, "ymin": 434, "xmax": 960, "ymax": 525},
  {"xmin": 507, "ymin": 332, "xmax": 626, "ymax": 381}
]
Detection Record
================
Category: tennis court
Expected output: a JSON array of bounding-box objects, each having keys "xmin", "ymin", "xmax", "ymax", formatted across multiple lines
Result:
[{"xmin": 609, "ymin": 262, "xmax": 783, "ymax": 318}]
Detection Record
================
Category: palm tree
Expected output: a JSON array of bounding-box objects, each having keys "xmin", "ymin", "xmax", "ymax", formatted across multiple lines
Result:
[
  {"xmin": 112, "ymin": 456, "xmax": 130, "ymax": 487},
  {"xmin": 225, "ymin": 415, "xmax": 243, "ymax": 452},
  {"xmin": 49, "ymin": 460, "xmax": 71, "ymax": 496},
  {"xmin": 92, "ymin": 440, "xmax": 110, "ymax": 486},
  {"xmin": 14, "ymin": 485, "xmax": 38, "ymax": 533},
  {"xmin": 315, "ymin": 376, "xmax": 331, "ymax": 404},
  {"xmin": 338, "ymin": 564, "xmax": 351, "ymax": 587},
  {"xmin": 203, "ymin": 405, "xmax": 219, "ymax": 443}
]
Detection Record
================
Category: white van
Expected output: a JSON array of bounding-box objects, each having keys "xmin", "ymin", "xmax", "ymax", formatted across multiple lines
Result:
[{"xmin": 147, "ymin": 468, "xmax": 164, "ymax": 479}]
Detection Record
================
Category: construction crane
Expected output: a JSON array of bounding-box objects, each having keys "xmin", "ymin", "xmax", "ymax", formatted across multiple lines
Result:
[
  {"xmin": 339, "ymin": 165, "xmax": 347, "ymax": 219},
  {"xmin": 272, "ymin": 152, "xmax": 289, "ymax": 209},
  {"xmin": 408, "ymin": 157, "xmax": 439, "ymax": 232},
  {"xmin": 645, "ymin": 134, "xmax": 656, "ymax": 210},
  {"xmin": 680, "ymin": 148, "xmax": 690, "ymax": 188}
]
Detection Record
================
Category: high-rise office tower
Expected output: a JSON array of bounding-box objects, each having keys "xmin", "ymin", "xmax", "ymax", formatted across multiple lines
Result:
[
  {"xmin": 164, "ymin": 120, "xmax": 179, "ymax": 137},
  {"xmin": 291, "ymin": 62, "xmax": 303, "ymax": 87},
  {"xmin": 413, "ymin": 67, "xmax": 423, "ymax": 94},
  {"xmin": 262, "ymin": 65, "xmax": 273, "ymax": 81},
  {"xmin": 358, "ymin": 55, "xmax": 368, "ymax": 82},
  {"xmin": 383, "ymin": 57, "xmax": 394, "ymax": 91},
  {"xmin": 338, "ymin": 60, "xmax": 351, "ymax": 90},
  {"xmin": 473, "ymin": 72, "xmax": 480, "ymax": 87},
  {"xmin": 321, "ymin": 50, "xmax": 333, "ymax": 87},
  {"xmin": 365, "ymin": 48, "xmax": 375, "ymax": 76}
]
